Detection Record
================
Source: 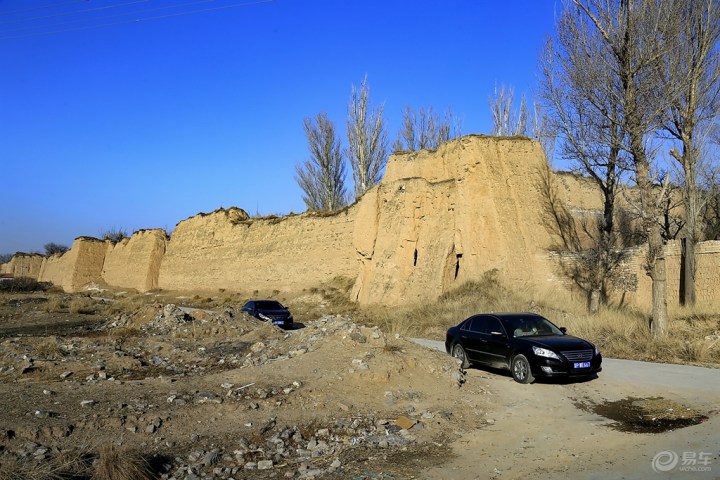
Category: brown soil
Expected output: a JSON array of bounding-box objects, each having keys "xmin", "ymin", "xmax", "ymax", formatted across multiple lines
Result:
[
  {"xmin": 0, "ymin": 292, "xmax": 475, "ymax": 479},
  {"xmin": 1, "ymin": 291, "xmax": 717, "ymax": 480}
]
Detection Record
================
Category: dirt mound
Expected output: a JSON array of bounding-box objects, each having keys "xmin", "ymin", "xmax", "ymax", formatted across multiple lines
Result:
[{"xmin": 0, "ymin": 297, "xmax": 480, "ymax": 479}]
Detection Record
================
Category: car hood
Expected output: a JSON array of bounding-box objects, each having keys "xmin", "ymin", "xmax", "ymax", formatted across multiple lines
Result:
[{"xmin": 524, "ymin": 335, "xmax": 593, "ymax": 351}]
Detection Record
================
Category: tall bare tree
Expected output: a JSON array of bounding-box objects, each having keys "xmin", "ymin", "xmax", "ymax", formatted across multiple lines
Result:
[
  {"xmin": 346, "ymin": 77, "xmax": 389, "ymax": 200},
  {"xmin": 659, "ymin": 0, "xmax": 720, "ymax": 306},
  {"xmin": 295, "ymin": 113, "xmax": 347, "ymax": 211},
  {"xmin": 541, "ymin": 14, "xmax": 632, "ymax": 312},
  {"xmin": 488, "ymin": 84, "xmax": 528, "ymax": 136},
  {"xmin": 564, "ymin": 0, "xmax": 683, "ymax": 336},
  {"xmin": 393, "ymin": 106, "xmax": 460, "ymax": 151}
]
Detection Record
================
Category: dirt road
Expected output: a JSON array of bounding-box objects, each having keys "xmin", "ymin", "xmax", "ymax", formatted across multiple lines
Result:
[{"xmin": 413, "ymin": 339, "xmax": 720, "ymax": 480}]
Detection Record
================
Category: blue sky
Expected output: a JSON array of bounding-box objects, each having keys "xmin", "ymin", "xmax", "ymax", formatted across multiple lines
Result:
[{"xmin": 0, "ymin": 0, "xmax": 558, "ymax": 254}]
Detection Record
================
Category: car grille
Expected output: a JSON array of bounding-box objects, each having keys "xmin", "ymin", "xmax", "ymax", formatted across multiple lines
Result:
[{"xmin": 561, "ymin": 349, "xmax": 594, "ymax": 362}]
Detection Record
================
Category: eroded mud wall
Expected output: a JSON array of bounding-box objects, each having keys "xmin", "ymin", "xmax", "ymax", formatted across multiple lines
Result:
[
  {"xmin": 102, "ymin": 229, "xmax": 167, "ymax": 292},
  {"xmin": 351, "ymin": 135, "xmax": 557, "ymax": 305},
  {"xmin": 38, "ymin": 237, "xmax": 107, "ymax": 292},
  {"xmin": 1, "ymin": 254, "xmax": 44, "ymax": 279},
  {"xmin": 158, "ymin": 207, "xmax": 358, "ymax": 293}
]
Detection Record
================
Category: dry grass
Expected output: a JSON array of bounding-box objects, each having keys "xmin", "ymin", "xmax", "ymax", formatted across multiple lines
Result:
[
  {"xmin": 103, "ymin": 295, "xmax": 151, "ymax": 316},
  {"xmin": 0, "ymin": 445, "xmax": 92, "ymax": 480},
  {"xmin": 43, "ymin": 296, "xmax": 67, "ymax": 313},
  {"xmin": 559, "ymin": 305, "xmax": 720, "ymax": 365},
  {"xmin": 94, "ymin": 444, "xmax": 154, "ymax": 480},
  {"xmin": 0, "ymin": 443, "xmax": 154, "ymax": 480},
  {"xmin": 359, "ymin": 269, "xmax": 538, "ymax": 339},
  {"xmin": 69, "ymin": 297, "xmax": 97, "ymax": 314},
  {"xmin": 360, "ymin": 270, "xmax": 720, "ymax": 367},
  {"xmin": 32, "ymin": 339, "xmax": 66, "ymax": 360}
]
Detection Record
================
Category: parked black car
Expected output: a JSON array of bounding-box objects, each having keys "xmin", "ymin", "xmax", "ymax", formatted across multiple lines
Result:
[
  {"xmin": 445, "ymin": 312, "xmax": 602, "ymax": 384},
  {"xmin": 241, "ymin": 300, "xmax": 294, "ymax": 329}
]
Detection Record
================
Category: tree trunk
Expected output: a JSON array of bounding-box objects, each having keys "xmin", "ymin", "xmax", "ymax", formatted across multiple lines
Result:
[
  {"xmin": 588, "ymin": 288, "xmax": 601, "ymax": 313},
  {"xmin": 682, "ymin": 238, "xmax": 697, "ymax": 306},
  {"xmin": 651, "ymin": 256, "xmax": 669, "ymax": 338}
]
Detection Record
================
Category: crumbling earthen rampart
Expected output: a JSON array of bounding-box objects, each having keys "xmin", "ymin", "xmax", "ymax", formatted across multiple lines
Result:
[
  {"xmin": 38, "ymin": 238, "xmax": 107, "ymax": 292},
  {"xmin": 4, "ymin": 135, "xmax": 720, "ymax": 310},
  {"xmin": 0, "ymin": 253, "xmax": 44, "ymax": 278},
  {"xmin": 158, "ymin": 207, "xmax": 357, "ymax": 293},
  {"xmin": 351, "ymin": 136, "xmax": 556, "ymax": 304},
  {"xmin": 102, "ymin": 229, "xmax": 167, "ymax": 292}
]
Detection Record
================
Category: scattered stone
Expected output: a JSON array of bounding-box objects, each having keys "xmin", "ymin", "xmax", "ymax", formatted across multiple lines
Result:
[{"xmin": 80, "ymin": 400, "xmax": 95, "ymax": 407}]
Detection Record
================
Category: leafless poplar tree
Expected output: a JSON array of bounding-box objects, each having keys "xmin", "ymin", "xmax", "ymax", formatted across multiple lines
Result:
[
  {"xmin": 346, "ymin": 77, "xmax": 389, "ymax": 200},
  {"xmin": 393, "ymin": 106, "xmax": 460, "ymax": 151},
  {"xmin": 559, "ymin": 0, "xmax": 682, "ymax": 335},
  {"xmin": 488, "ymin": 84, "xmax": 528, "ymax": 136},
  {"xmin": 659, "ymin": 0, "xmax": 720, "ymax": 306},
  {"xmin": 295, "ymin": 113, "xmax": 347, "ymax": 211},
  {"xmin": 541, "ymin": 15, "xmax": 632, "ymax": 312}
]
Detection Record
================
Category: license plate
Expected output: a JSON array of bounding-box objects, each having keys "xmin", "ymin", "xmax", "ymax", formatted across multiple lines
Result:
[
  {"xmin": 273, "ymin": 320, "xmax": 283, "ymax": 325},
  {"xmin": 574, "ymin": 362, "xmax": 591, "ymax": 369}
]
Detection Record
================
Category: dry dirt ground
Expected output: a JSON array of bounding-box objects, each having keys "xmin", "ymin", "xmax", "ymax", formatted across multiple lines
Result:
[{"xmin": 0, "ymin": 291, "xmax": 718, "ymax": 480}]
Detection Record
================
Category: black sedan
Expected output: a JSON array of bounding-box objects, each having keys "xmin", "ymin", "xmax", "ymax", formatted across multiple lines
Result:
[
  {"xmin": 445, "ymin": 312, "xmax": 602, "ymax": 384},
  {"xmin": 241, "ymin": 300, "xmax": 294, "ymax": 329}
]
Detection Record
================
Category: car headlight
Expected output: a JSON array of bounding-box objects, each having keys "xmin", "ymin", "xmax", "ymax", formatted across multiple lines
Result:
[
  {"xmin": 594, "ymin": 346, "xmax": 601, "ymax": 356},
  {"xmin": 258, "ymin": 313, "xmax": 271, "ymax": 321},
  {"xmin": 532, "ymin": 346, "xmax": 560, "ymax": 360}
]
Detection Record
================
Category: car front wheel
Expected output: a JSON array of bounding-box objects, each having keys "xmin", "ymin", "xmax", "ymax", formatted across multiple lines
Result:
[
  {"xmin": 511, "ymin": 354, "xmax": 535, "ymax": 384},
  {"xmin": 452, "ymin": 343, "xmax": 470, "ymax": 369}
]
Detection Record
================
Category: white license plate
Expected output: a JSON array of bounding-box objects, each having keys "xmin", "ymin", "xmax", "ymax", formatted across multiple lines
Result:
[{"xmin": 574, "ymin": 362, "xmax": 591, "ymax": 369}]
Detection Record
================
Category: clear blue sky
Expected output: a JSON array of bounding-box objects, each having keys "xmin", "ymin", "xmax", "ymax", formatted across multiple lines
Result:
[{"xmin": 0, "ymin": 0, "xmax": 558, "ymax": 254}]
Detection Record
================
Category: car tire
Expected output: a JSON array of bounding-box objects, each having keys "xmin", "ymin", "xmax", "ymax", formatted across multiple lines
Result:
[
  {"xmin": 511, "ymin": 354, "xmax": 535, "ymax": 384},
  {"xmin": 452, "ymin": 343, "xmax": 470, "ymax": 369}
]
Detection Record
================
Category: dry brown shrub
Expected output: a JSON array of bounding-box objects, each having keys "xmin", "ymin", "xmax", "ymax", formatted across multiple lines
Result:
[
  {"xmin": 43, "ymin": 296, "xmax": 67, "ymax": 313},
  {"xmin": 93, "ymin": 444, "xmax": 153, "ymax": 480},
  {"xmin": 32, "ymin": 339, "xmax": 65, "ymax": 360},
  {"xmin": 0, "ymin": 445, "xmax": 92, "ymax": 480},
  {"xmin": 69, "ymin": 297, "xmax": 96, "ymax": 314}
]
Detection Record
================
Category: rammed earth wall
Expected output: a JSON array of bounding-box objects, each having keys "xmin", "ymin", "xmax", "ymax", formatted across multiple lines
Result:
[{"xmin": 5, "ymin": 136, "xmax": 719, "ymax": 310}]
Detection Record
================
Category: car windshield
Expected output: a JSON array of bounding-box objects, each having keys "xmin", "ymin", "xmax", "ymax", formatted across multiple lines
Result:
[
  {"xmin": 504, "ymin": 315, "xmax": 564, "ymax": 337},
  {"xmin": 255, "ymin": 301, "xmax": 284, "ymax": 310}
]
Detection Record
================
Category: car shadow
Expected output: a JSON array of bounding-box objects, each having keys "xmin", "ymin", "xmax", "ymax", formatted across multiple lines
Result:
[
  {"xmin": 468, "ymin": 364, "xmax": 599, "ymax": 385},
  {"xmin": 288, "ymin": 322, "xmax": 306, "ymax": 330}
]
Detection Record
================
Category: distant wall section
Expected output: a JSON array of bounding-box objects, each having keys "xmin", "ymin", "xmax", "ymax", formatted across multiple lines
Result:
[
  {"xmin": 38, "ymin": 237, "xmax": 107, "ymax": 292},
  {"xmin": 0, "ymin": 254, "xmax": 44, "ymax": 279},
  {"xmin": 158, "ymin": 207, "xmax": 358, "ymax": 293}
]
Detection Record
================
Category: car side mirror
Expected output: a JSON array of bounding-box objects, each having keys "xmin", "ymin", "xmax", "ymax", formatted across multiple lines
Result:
[{"xmin": 559, "ymin": 327, "xmax": 567, "ymax": 334}]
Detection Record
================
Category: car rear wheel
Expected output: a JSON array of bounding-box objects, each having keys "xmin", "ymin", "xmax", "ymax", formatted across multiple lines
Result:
[
  {"xmin": 511, "ymin": 354, "xmax": 535, "ymax": 384},
  {"xmin": 452, "ymin": 343, "xmax": 470, "ymax": 369}
]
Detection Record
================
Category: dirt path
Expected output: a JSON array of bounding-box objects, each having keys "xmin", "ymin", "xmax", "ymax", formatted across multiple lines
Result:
[{"xmin": 414, "ymin": 340, "xmax": 720, "ymax": 480}]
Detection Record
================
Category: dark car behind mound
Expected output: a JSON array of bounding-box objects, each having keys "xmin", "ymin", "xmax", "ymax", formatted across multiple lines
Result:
[
  {"xmin": 241, "ymin": 300, "xmax": 294, "ymax": 329},
  {"xmin": 445, "ymin": 312, "xmax": 602, "ymax": 384}
]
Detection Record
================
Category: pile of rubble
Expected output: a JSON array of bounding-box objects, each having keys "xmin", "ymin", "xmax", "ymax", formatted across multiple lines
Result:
[{"xmin": 0, "ymin": 303, "xmax": 470, "ymax": 479}]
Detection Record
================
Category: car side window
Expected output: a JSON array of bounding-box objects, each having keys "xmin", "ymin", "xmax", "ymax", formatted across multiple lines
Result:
[
  {"xmin": 470, "ymin": 316, "xmax": 489, "ymax": 334},
  {"xmin": 461, "ymin": 318, "xmax": 475, "ymax": 332},
  {"xmin": 485, "ymin": 318, "xmax": 504, "ymax": 335}
]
